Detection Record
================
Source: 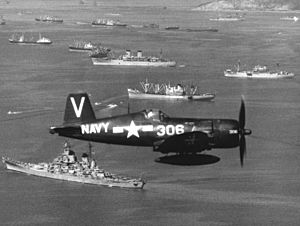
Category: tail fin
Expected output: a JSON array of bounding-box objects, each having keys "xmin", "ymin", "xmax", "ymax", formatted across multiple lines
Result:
[{"xmin": 63, "ymin": 93, "xmax": 96, "ymax": 125}]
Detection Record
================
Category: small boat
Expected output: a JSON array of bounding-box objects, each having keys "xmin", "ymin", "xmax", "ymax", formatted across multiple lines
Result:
[
  {"xmin": 2, "ymin": 143, "xmax": 145, "ymax": 189},
  {"xmin": 165, "ymin": 26, "xmax": 179, "ymax": 30},
  {"xmin": 91, "ymin": 50, "xmax": 176, "ymax": 67},
  {"xmin": 280, "ymin": 16, "xmax": 299, "ymax": 22},
  {"xmin": 35, "ymin": 15, "xmax": 63, "ymax": 23},
  {"xmin": 224, "ymin": 62, "xmax": 294, "ymax": 79},
  {"xmin": 128, "ymin": 80, "xmax": 215, "ymax": 101},
  {"xmin": 88, "ymin": 46, "xmax": 111, "ymax": 58}
]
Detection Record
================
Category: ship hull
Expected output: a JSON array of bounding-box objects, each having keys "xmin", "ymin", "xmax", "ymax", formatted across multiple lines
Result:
[
  {"xmin": 2, "ymin": 157, "xmax": 145, "ymax": 189},
  {"xmin": 224, "ymin": 71, "xmax": 294, "ymax": 79},
  {"xmin": 69, "ymin": 47, "xmax": 93, "ymax": 52},
  {"xmin": 9, "ymin": 40, "xmax": 52, "ymax": 45},
  {"xmin": 128, "ymin": 89, "xmax": 215, "ymax": 101},
  {"xmin": 92, "ymin": 58, "xmax": 176, "ymax": 67}
]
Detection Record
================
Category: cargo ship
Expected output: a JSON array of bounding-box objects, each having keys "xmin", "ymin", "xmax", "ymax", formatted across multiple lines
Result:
[
  {"xmin": 224, "ymin": 63, "xmax": 294, "ymax": 79},
  {"xmin": 128, "ymin": 80, "xmax": 215, "ymax": 101},
  {"xmin": 91, "ymin": 50, "xmax": 176, "ymax": 67},
  {"xmin": 69, "ymin": 41, "xmax": 98, "ymax": 52},
  {"xmin": 280, "ymin": 16, "xmax": 298, "ymax": 22},
  {"xmin": 35, "ymin": 15, "xmax": 63, "ymax": 23},
  {"xmin": 9, "ymin": 33, "xmax": 52, "ymax": 45},
  {"xmin": 2, "ymin": 143, "xmax": 145, "ymax": 189},
  {"xmin": 210, "ymin": 14, "xmax": 244, "ymax": 21}
]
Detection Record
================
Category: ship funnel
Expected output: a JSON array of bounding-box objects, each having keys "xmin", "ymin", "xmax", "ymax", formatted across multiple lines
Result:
[
  {"xmin": 126, "ymin": 50, "xmax": 131, "ymax": 57},
  {"xmin": 137, "ymin": 50, "xmax": 142, "ymax": 58}
]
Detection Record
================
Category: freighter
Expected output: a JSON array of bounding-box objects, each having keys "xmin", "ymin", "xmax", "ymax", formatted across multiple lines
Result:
[
  {"xmin": 224, "ymin": 63, "xmax": 294, "ymax": 79},
  {"xmin": 2, "ymin": 143, "xmax": 145, "ymax": 189},
  {"xmin": 69, "ymin": 41, "xmax": 98, "ymax": 52},
  {"xmin": 210, "ymin": 15, "xmax": 244, "ymax": 21},
  {"xmin": 91, "ymin": 50, "xmax": 176, "ymax": 67},
  {"xmin": 280, "ymin": 16, "xmax": 298, "ymax": 22},
  {"xmin": 9, "ymin": 33, "xmax": 52, "ymax": 45},
  {"xmin": 128, "ymin": 79, "xmax": 215, "ymax": 101},
  {"xmin": 91, "ymin": 19, "xmax": 127, "ymax": 27}
]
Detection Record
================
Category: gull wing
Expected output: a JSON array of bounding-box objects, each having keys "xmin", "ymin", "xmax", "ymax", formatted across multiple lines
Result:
[{"xmin": 153, "ymin": 132, "xmax": 210, "ymax": 154}]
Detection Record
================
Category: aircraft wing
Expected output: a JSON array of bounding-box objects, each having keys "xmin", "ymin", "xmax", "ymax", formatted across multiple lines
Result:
[{"xmin": 153, "ymin": 131, "xmax": 210, "ymax": 154}]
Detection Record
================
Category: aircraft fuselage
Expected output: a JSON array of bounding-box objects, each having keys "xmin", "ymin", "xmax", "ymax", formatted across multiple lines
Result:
[{"xmin": 51, "ymin": 111, "xmax": 240, "ymax": 151}]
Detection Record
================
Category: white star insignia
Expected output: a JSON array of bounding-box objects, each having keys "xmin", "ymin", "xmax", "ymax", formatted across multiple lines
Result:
[{"xmin": 126, "ymin": 120, "xmax": 141, "ymax": 138}]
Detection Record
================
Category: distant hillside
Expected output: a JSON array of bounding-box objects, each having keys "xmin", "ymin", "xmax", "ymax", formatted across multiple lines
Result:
[{"xmin": 193, "ymin": 0, "xmax": 300, "ymax": 11}]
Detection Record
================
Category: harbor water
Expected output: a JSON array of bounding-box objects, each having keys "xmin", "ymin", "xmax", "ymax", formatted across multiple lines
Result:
[{"xmin": 0, "ymin": 0, "xmax": 299, "ymax": 225}]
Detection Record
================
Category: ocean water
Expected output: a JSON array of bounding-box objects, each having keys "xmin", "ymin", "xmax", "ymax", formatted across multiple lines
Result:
[{"xmin": 0, "ymin": 1, "xmax": 300, "ymax": 225}]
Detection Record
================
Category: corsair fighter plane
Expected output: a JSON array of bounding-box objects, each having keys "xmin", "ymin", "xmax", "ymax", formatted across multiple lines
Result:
[{"xmin": 50, "ymin": 93, "xmax": 252, "ymax": 165}]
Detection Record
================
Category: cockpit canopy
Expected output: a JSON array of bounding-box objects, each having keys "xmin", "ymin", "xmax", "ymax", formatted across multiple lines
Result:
[{"xmin": 142, "ymin": 109, "xmax": 169, "ymax": 122}]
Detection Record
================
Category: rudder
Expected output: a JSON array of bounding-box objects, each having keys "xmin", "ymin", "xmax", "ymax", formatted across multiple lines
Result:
[{"xmin": 63, "ymin": 93, "xmax": 96, "ymax": 125}]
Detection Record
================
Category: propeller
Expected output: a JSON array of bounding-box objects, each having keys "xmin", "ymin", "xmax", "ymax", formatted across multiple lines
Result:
[{"xmin": 238, "ymin": 97, "xmax": 252, "ymax": 166}]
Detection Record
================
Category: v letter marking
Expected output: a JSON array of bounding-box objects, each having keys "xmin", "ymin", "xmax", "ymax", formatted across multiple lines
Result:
[{"xmin": 70, "ymin": 97, "xmax": 85, "ymax": 118}]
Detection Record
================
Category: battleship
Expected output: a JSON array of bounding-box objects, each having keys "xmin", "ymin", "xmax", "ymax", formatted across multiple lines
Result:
[
  {"xmin": 128, "ymin": 80, "xmax": 215, "ymax": 101},
  {"xmin": 35, "ymin": 15, "xmax": 63, "ymax": 23},
  {"xmin": 2, "ymin": 143, "xmax": 145, "ymax": 189},
  {"xmin": 9, "ymin": 33, "xmax": 52, "ymax": 45},
  {"xmin": 224, "ymin": 63, "xmax": 294, "ymax": 79},
  {"xmin": 91, "ymin": 50, "xmax": 176, "ymax": 67}
]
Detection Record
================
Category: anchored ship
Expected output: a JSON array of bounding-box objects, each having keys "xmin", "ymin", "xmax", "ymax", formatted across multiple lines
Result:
[
  {"xmin": 9, "ymin": 33, "xmax": 52, "ymax": 45},
  {"xmin": 280, "ymin": 16, "xmax": 299, "ymax": 22},
  {"xmin": 210, "ymin": 14, "xmax": 244, "ymax": 21},
  {"xmin": 128, "ymin": 79, "xmax": 215, "ymax": 101},
  {"xmin": 2, "ymin": 143, "xmax": 145, "ymax": 189},
  {"xmin": 224, "ymin": 62, "xmax": 294, "ymax": 79},
  {"xmin": 92, "ymin": 19, "xmax": 127, "ymax": 27},
  {"xmin": 69, "ymin": 40, "xmax": 99, "ymax": 52},
  {"xmin": 91, "ymin": 50, "xmax": 176, "ymax": 67},
  {"xmin": 35, "ymin": 15, "xmax": 63, "ymax": 23}
]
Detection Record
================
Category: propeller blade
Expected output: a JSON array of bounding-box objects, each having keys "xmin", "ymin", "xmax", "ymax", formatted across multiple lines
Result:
[
  {"xmin": 239, "ymin": 135, "xmax": 246, "ymax": 167},
  {"xmin": 239, "ymin": 97, "xmax": 245, "ymax": 129}
]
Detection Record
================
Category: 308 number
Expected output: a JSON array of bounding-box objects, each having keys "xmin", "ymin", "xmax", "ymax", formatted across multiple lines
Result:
[{"xmin": 157, "ymin": 124, "xmax": 184, "ymax": 136}]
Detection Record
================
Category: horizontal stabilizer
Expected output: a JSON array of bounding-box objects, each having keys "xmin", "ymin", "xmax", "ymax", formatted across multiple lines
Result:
[{"xmin": 154, "ymin": 132, "xmax": 209, "ymax": 154}]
